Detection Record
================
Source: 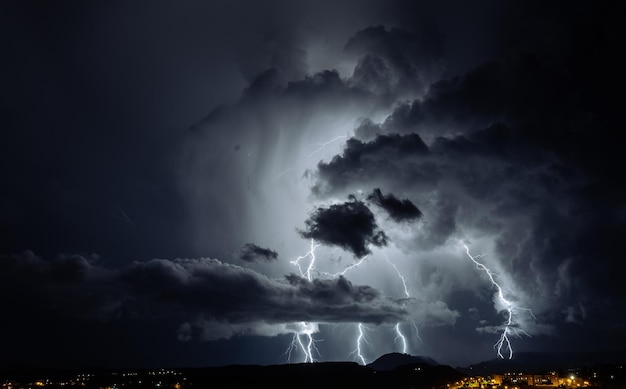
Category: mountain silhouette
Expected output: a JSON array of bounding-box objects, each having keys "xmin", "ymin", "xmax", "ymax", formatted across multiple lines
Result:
[
  {"xmin": 366, "ymin": 352, "xmax": 438, "ymax": 371},
  {"xmin": 459, "ymin": 350, "xmax": 626, "ymax": 375}
]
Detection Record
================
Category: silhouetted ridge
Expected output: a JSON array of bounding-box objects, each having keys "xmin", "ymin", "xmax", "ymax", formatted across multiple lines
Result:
[
  {"xmin": 459, "ymin": 350, "xmax": 626, "ymax": 375},
  {"xmin": 367, "ymin": 352, "xmax": 438, "ymax": 371}
]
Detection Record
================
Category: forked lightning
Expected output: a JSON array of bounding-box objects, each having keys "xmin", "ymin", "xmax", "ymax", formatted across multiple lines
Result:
[{"xmin": 463, "ymin": 244, "xmax": 534, "ymax": 359}]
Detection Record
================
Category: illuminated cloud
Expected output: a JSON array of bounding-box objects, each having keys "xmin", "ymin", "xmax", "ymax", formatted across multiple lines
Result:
[{"xmin": 1, "ymin": 0, "xmax": 623, "ymax": 368}]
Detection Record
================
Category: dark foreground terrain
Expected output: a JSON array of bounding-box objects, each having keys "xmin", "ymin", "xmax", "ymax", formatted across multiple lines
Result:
[
  {"xmin": 3, "ymin": 352, "xmax": 625, "ymax": 388},
  {"xmin": 1, "ymin": 360, "xmax": 464, "ymax": 389}
]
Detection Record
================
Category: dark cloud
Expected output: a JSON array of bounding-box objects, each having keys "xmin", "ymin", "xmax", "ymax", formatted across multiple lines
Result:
[
  {"xmin": 299, "ymin": 197, "xmax": 388, "ymax": 258},
  {"xmin": 0, "ymin": 251, "xmax": 406, "ymax": 341},
  {"xmin": 354, "ymin": 118, "xmax": 384, "ymax": 142},
  {"xmin": 2, "ymin": 0, "xmax": 623, "ymax": 368},
  {"xmin": 346, "ymin": 25, "xmax": 444, "ymax": 98},
  {"xmin": 123, "ymin": 256, "xmax": 406, "ymax": 326},
  {"xmin": 308, "ymin": 5, "xmax": 625, "ymax": 347},
  {"xmin": 238, "ymin": 68, "xmax": 377, "ymax": 108},
  {"xmin": 238, "ymin": 243, "xmax": 278, "ymax": 263},
  {"xmin": 367, "ymin": 188, "xmax": 422, "ymax": 222},
  {"xmin": 377, "ymin": 52, "xmax": 572, "ymax": 140},
  {"xmin": 0, "ymin": 251, "xmax": 119, "ymax": 320},
  {"xmin": 313, "ymin": 133, "xmax": 430, "ymax": 196}
]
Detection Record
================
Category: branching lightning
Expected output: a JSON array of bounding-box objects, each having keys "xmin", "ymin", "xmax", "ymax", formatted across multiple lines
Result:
[
  {"xmin": 290, "ymin": 239, "xmax": 320, "ymax": 282},
  {"xmin": 285, "ymin": 240, "xmax": 323, "ymax": 363},
  {"xmin": 463, "ymin": 243, "xmax": 534, "ymax": 359},
  {"xmin": 284, "ymin": 334, "xmax": 298, "ymax": 362},
  {"xmin": 284, "ymin": 322, "xmax": 320, "ymax": 363},
  {"xmin": 286, "ymin": 241, "xmax": 421, "ymax": 363},
  {"xmin": 317, "ymin": 254, "xmax": 372, "ymax": 364}
]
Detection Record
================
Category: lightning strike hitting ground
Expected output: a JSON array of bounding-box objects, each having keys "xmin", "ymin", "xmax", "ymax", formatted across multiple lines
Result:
[
  {"xmin": 351, "ymin": 323, "xmax": 369, "ymax": 365},
  {"xmin": 382, "ymin": 253, "xmax": 413, "ymax": 354},
  {"xmin": 463, "ymin": 243, "xmax": 534, "ymax": 359},
  {"xmin": 286, "ymin": 240, "xmax": 322, "ymax": 363},
  {"xmin": 284, "ymin": 322, "xmax": 320, "ymax": 363},
  {"xmin": 284, "ymin": 334, "xmax": 300, "ymax": 362},
  {"xmin": 315, "ymin": 254, "xmax": 372, "ymax": 364},
  {"xmin": 297, "ymin": 332, "xmax": 317, "ymax": 363},
  {"xmin": 394, "ymin": 323, "xmax": 408, "ymax": 354}
]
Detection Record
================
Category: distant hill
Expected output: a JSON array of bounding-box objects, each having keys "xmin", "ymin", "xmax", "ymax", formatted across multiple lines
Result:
[
  {"xmin": 181, "ymin": 360, "xmax": 465, "ymax": 389},
  {"xmin": 460, "ymin": 350, "xmax": 626, "ymax": 375},
  {"xmin": 367, "ymin": 352, "xmax": 439, "ymax": 371}
]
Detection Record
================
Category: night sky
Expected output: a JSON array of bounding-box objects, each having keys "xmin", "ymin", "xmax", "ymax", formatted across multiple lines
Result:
[{"xmin": 1, "ymin": 0, "xmax": 624, "ymax": 369}]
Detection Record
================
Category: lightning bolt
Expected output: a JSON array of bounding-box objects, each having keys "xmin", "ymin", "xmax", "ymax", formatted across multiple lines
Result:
[
  {"xmin": 394, "ymin": 323, "xmax": 408, "ymax": 354},
  {"xmin": 307, "ymin": 135, "xmax": 348, "ymax": 158},
  {"xmin": 411, "ymin": 322, "xmax": 422, "ymax": 343},
  {"xmin": 383, "ymin": 254, "xmax": 410, "ymax": 299},
  {"xmin": 312, "ymin": 254, "xmax": 375, "ymax": 365},
  {"xmin": 463, "ymin": 243, "xmax": 534, "ymax": 359},
  {"xmin": 285, "ymin": 240, "xmax": 322, "ymax": 363},
  {"xmin": 296, "ymin": 331, "xmax": 317, "ymax": 363},
  {"xmin": 290, "ymin": 239, "xmax": 320, "ymax": 282},
  {"xmin": 284, "ymin": 334, "xmax": 299, "ymax": 362},
  {"xmin": 320, "ymin": 255, "xmax": 367, "ymax": 278},
  {"xmin": 383, "ymin": 253, "xmax": 415, "ymax": 354},
  {"xmin": 316, "ymin": 255, "xmax": 372, "ymax": 364},
  {"xmin": 350, "ymin": 323, "xmax": 370, "ymax": 365},
  {"xmin": 288, "ymin": 243, "xmax": 420, "ymax": 363},
  {"xmin": 284, "ymin": 325, "xmax": 319, "ymax": 363}
]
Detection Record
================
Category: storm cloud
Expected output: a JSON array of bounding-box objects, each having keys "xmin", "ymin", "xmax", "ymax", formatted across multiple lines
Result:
[
  {"xmin": 0, "ymin": 251, "xmax": 407, "ymax": 341},
  {"xmin": 312, "ymin": 133, "xmax": 430, "ymax": 196},
  {"xmin": 346, "ymin": 25, "xmax": 445, "ymax": 98},
  {"xmin": 308, "ymin": 24, "xmax": 625, "ymax": 350},
  {"xmin": 367, "ymin": 188, "xmax": 422, "ymax": 222},
  {"xmin": 299, "ymin": 197, "xmax": 388, "ymax": 258},
  {"xmin": 2, "ymin": 0, "xmax": 623, "ymax": 369}
]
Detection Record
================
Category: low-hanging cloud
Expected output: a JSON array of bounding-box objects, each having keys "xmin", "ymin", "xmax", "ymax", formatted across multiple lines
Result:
[{"xmin": 0, "ymin": 251, "xmax": 407, "ymax": 341}]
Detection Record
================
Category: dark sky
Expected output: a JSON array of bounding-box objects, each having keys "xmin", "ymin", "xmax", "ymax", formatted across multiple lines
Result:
[{"xmin": 1, "ymin": 0, "xmax": 624, "ymax": 369}]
